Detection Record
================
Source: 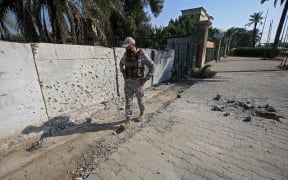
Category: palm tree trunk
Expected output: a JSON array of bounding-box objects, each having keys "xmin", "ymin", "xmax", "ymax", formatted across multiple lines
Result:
[
  {"xmin": 272, "ymin": 0, "xmax": 288, "ymax": 56},
  {"xmin": 253, "ymin": 23, "xmax": 257, "ymax": 47}
]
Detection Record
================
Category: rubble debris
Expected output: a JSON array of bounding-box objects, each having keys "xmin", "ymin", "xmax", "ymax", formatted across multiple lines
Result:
[
  {"xmin": 223, "ymin": 112, "xmax": 230, "ymax": 116},
  {"xmin": 243, "ymin": 116, "xmax": 252, "ymax": 122},
  {"xmin": 26, "ymin": 140, "xmax": 44, "ymax": 152},
  {"xmin": 211, "ymin": 105, "xmax": 224, "ymax": 112},
  {"xmin": 210, "ymin": 96, "xmax": 284, "ymax": 123},
  {"xmin": 255, "ymin": 111, "xmax": 282, "ymax": 121},
  {"xmin": 213, "ymin": 94, "xmax": 221, "ymax": 101}
]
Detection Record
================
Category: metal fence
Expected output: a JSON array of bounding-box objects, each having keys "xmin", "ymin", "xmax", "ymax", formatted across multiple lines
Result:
[
  {"xmin": 220, "ymin": 47, "xmax": 225, "ymax": 57},
  {"xmin": 167, "ymin": 37, "xmax": 199, "ymax": 80},
  {"xmin": 102, "ymin": 37, "xmax": 166, "ymax": 49},
  {"xmin": 205, "ymin": 47, "xmax": 216, "ymax": 63}
]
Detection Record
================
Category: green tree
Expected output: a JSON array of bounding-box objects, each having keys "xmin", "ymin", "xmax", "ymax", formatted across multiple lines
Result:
[
  {"xmin": 111, "ymin": 0, "xmax": 164, "ymax": 36},
  {"xmin": 245, "ymin": 11, "xmax": 264, "ymax": 47},
  {"xmin": 82, "ymin": 0, "xmax": 123, "ymax": 45},
  {"xmin": 165, "ymin": 15, "xmax": 196, "ymax": 36},
  {"xmin": 208, "ymin": 27, "xmax": 222, "ymax": 42},
  {"xmin": 0, "ymin": 0, "xmax": 164, "ymax": 45},
  {"xmin": 226, "ymin": 27, "xmax": 254, "ymax": 48},
  {"xmin": 0, "ymin": 0, "xmax": 100, "ymax": 44},
  {"xmin": 261, "ymin": 0, "xmax": 288, "ymax": 55}
]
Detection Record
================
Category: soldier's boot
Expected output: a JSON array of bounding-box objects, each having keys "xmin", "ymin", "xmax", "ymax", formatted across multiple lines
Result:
[
  {"xmin": 137, "ymin": 112, "xmax": 144, "ymax": 122},
  {"xmin": 120, "ymin": 117, "xmax": 131, "ymax": 129}
]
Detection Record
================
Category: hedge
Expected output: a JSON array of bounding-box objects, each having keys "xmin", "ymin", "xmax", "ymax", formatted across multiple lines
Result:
[{"xmin": 230, "ymin": 47, "xmax": 280, "ymax": 58}]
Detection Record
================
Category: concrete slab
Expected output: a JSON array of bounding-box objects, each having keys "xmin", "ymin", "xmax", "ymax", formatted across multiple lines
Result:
[
  {"xmin": 153, "ymin": 49, "xmax": 174, "ymax": 84},
  {"xmin": 33, "ymin": 43, "xmax": 117, "ymax": 118},
  {"xmin": 0, "ymin": 41, "xmax": 48, "ymax": 138}
]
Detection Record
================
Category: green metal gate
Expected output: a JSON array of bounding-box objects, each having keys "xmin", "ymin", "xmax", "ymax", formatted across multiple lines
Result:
[{"xmin": 205, "ymin": 47, "xmax": 216, "ymax": 63}]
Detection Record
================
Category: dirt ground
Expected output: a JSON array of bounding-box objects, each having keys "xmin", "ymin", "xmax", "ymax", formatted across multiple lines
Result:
[
  {"xmin": 0, "ymin": 79, "xmax": 192, "ymax": 179},
  {"xmin": 1, "ymin": 56, "xmax": 288, "ymax": 180}
]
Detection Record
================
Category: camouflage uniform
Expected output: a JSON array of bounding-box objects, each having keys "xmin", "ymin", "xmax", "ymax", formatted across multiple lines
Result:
[{"xmin": 120, "ymin": 49, "xmax": 155, "ymax": 118}]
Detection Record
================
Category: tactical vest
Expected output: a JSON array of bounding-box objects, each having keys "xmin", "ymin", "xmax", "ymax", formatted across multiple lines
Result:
[{"xmin": 124, "ymin": 50, "xmax": 145, "ymax": 80}]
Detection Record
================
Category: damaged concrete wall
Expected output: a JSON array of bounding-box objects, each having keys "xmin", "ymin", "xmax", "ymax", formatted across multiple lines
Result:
[
  {"xmin": 0, "ymin": 41, "xmax": 174, "ymax": 138},
  {"xmin": 0, "ymin": 41, "xmax": 48, "ymax": 137},
  {"xmin": 33, "ymin": 43, "xmax": 117, "ymax": 118}
]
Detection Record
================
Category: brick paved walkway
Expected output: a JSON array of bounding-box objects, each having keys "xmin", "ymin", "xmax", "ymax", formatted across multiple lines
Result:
[{"xmin": 90, "ymin": 57, "xmax": 288, "ymax": 180}]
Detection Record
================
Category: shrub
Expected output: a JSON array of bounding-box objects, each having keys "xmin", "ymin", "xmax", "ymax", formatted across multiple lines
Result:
[
  {"xmin": 230, "ymin": 47, "xmax": 280, "ymax": 58},
  {"xmin": 190, "ymin": 64, "xmax": 216, "ymax": 78}
]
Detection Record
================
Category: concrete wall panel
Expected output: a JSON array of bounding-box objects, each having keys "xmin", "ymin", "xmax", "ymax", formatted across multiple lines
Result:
[
  {"xmin": 113, "ymin": 48, "xmax": 126, "ymax": 97},
  {"xmin": 153, "ymin": 49, "xmax": 175, "ymax": 84},
  {"xmin": 0, "ymin": 42, "xmax": 175, "ymax": 138},
  {"xmin": 34, "ymin": 44, "xmax": 117, "ymax": 118},
  {"xmin": 0, "ymin": 41, "xmax": 48, "ymax": 138}
]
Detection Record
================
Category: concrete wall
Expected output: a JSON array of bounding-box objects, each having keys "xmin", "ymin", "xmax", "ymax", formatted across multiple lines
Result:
[
  {"xmin": 152, "ymin": 49, "xmax": 175, "ymax": 84},
  {"xmin": 0, "ymin": 41, "xmax": 174, "ymax": 138},
  {"xmin": 0, "ymin": 41, "xmax": 48, "ymax": 137},
  {"xmin": 33, "ymin": 43, "xmax": 117, "ymax": 118}
]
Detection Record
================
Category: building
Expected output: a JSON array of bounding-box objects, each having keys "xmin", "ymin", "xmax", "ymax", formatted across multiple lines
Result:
[{"xmin": 181, "ymin": 7, "xmax": 214, "ymax": 23}]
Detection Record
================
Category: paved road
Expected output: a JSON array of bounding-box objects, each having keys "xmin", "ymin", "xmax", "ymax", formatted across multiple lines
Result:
[{"xmin": 90, "ymin": 57, "xmax": 288, "ymax": 180}]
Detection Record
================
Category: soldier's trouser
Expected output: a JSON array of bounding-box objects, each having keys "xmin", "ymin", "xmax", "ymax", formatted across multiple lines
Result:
[{"xmin": 124, "ymin": 80, "xmax": 145, "ymax": 118}]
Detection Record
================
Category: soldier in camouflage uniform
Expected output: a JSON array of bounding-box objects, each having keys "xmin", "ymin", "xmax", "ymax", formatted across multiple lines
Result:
[{"xmin": 119, "ymin": 37, "xmax": 155, "ymax": 129}]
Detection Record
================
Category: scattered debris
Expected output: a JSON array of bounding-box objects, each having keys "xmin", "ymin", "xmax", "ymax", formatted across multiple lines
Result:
[
  {"xmin": 243, "ymin": 116, "xmax": 252, "ymax": 122},
  {"xmin": 213, "ymin": 94, "xmax": 221, "ymax": 101},
  {"xmin": 113, "ymin": 126, "xmax": 125, "ymax": 135},
  {"xmin": 211, "ymin": 105, "xmax": 224, "ymax": 112},
  {"xmin": 210, "ymin": 95, "xmax": 284, "ymax": 123},
  {"xmin": 223, "ymin": 112, "xmax": 230, "ymax": 116},
  {"xmin": 190, "ymin": 64, "xmax": 217, "ymax": 78},
  {"xmin": 255, "ymin": 111, "xmax": 282, "ymax": 121},
  {"xmin": 86, "ymin": 118, "xmax": 92, "ymax": 123},
  {"xmin": 26, "ymin": 140, "xmax": 44, "ymax": 152}
]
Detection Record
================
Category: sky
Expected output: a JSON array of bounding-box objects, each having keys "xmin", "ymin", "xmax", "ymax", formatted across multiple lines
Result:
[{"xmin": 149, "ymin": 0, "xmax": 284, "ymax": 43}]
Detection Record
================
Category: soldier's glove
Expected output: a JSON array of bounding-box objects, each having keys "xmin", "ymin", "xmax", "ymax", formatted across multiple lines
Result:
[{"xmin": 139, "ymin": 78, "xmax": 147, "ymax": 86}]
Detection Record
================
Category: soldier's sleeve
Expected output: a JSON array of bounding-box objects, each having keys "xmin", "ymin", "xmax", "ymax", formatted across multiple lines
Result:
[
  {"xmin": 141, "ymin": 50, "xmax": 155, "ymax": 80},
  {"xmin": 119, "ymin": 53, "xmax": 126, "ymax": 74}
]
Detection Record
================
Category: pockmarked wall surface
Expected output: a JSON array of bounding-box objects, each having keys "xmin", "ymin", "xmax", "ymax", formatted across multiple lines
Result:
[
  {"xmin": 0, "ymin": 41, "xmax": 174, "ymax": 138},
  {"xmin": 0, "ymin": 41, "xmax": 48, "ymax": 137},
  {"xmin": 33, "ymin": 43, "xmax": 117, "ymax": 118}
]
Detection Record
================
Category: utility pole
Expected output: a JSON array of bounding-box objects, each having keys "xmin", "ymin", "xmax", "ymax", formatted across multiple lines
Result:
[
  {"xmin": 259, "ymin": 8, "xmax": 269, "ymax": 46},
  {"xmin": 272, "ymin": 0, "xmax": 288, "ymax": 57}
]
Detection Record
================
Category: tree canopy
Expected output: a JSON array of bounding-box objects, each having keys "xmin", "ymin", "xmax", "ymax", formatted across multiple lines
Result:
[
  {"xmin": 245, "ymin": 11, "xmax": 263, "ymax": 47},
  {"xmin": 0, "ymin": 0, "xmax": 164, "ymax": 45}
]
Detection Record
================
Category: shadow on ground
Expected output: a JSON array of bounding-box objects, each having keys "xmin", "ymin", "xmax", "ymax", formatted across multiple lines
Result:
[
  {"xmin": 217, "ymin": 69, "xmax": 283, "ymax": 73},
  {"xmin": 22, "ymin": 116, "xmax": 125, "ymax": 140}
]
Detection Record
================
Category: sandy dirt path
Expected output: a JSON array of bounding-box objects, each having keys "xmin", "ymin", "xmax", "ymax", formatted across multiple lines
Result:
[{"xmin": 0, "ymin": 80, "xmax": 191, "ymax": 179}]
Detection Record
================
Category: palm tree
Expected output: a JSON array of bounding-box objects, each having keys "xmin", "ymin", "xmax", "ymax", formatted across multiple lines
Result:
[
  {"xmin": 82, "ymin": 0, "xmax": 124, "ymax": 45},
  {"xmin": 0, "ymin": 0, "xmax": 78, "ymax": 43},
  {"xmin": 246, "ymin": 11, "xmax": 264, "ymax": 47},
  {"xmin": 261, "ymin": 0, "xmax": 288, "ymax": 55},
  {"xmin": 143, "ymin": 0, "xmax": 164, "ymax": 17},
  {"xmin": 0, "ymin": 0, "xmax": 115, "ymax": 44},
  {"xmin": 0, "ymin": 0, "xmax": 164, "ymax": 45},
  {"xmin": 0, "ymin": 0, "xmax": 39, "ymax": 42}
]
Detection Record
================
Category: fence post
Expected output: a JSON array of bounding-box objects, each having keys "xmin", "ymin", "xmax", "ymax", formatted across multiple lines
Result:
[
  {"xmin": 216, "ymin": 39, "xmax": 222, "ymax": 61},
  {"xmin": 195, "ymin": 20, "xmax": 212, "ymax": 68}
]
